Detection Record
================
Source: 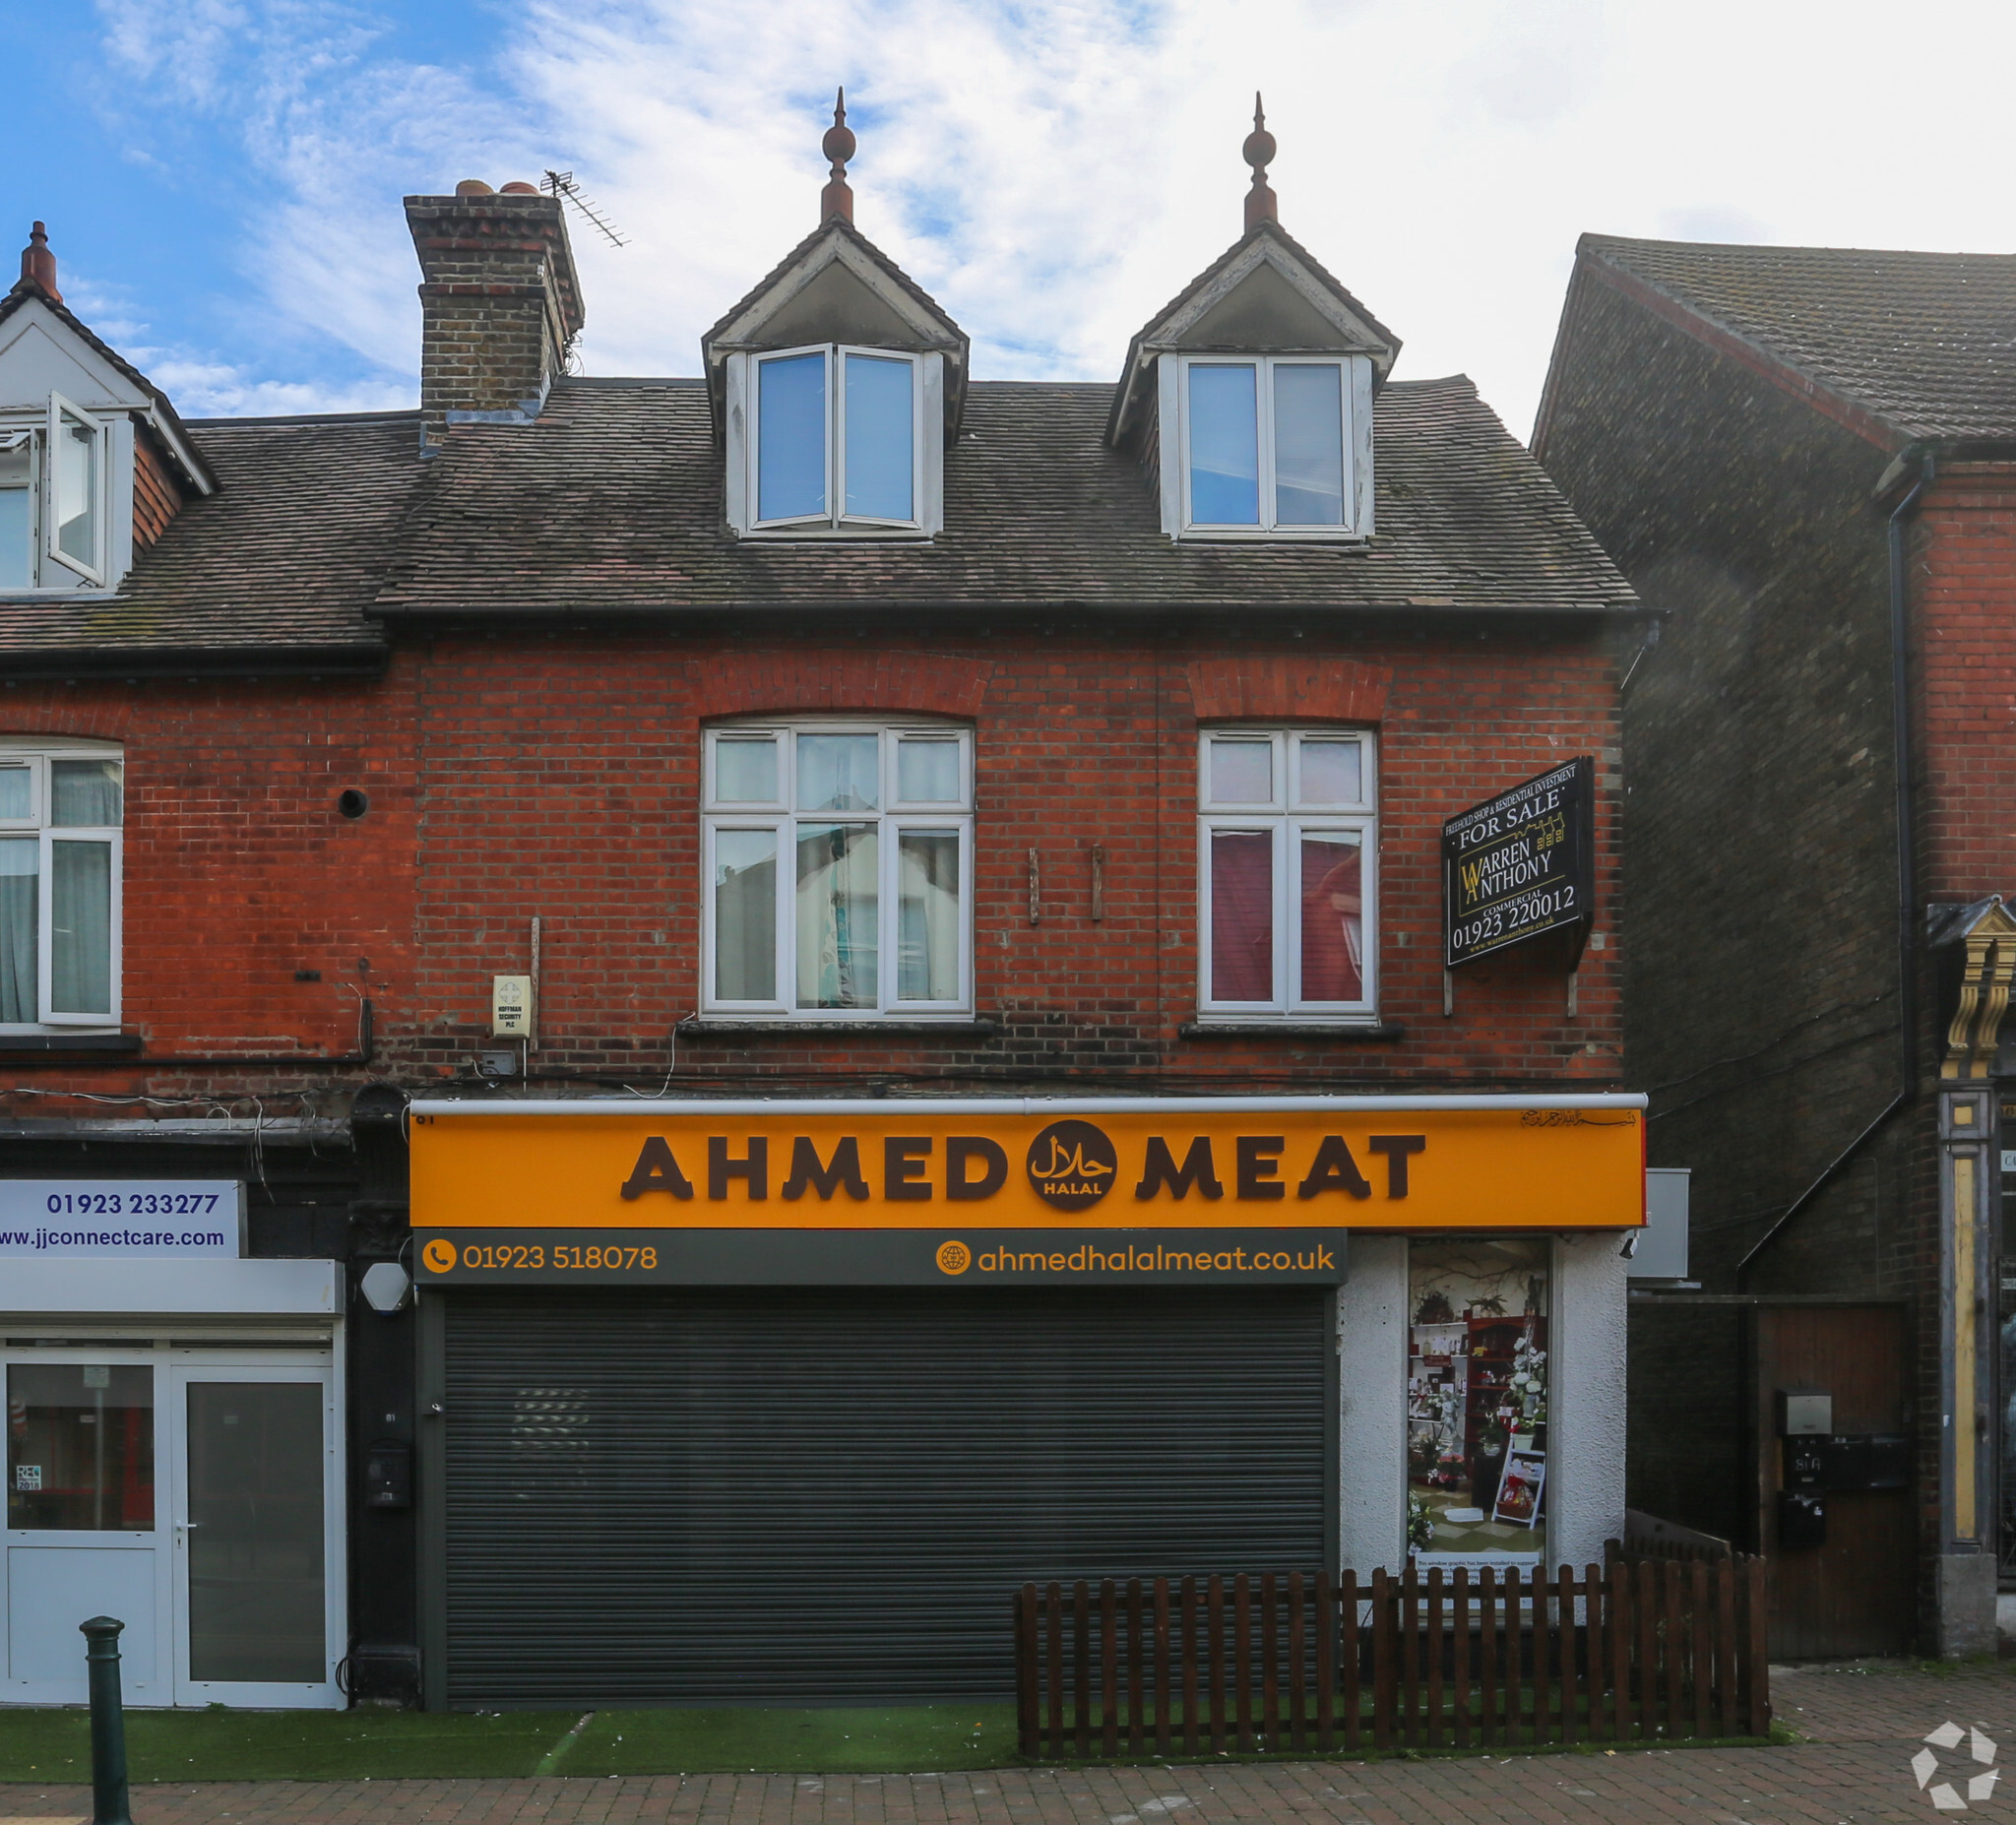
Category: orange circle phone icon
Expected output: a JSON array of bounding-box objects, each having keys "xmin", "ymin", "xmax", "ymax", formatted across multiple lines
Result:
[{"xmin": 420, "ymin": 1237, "xmax": 458, "ymax": 1274}]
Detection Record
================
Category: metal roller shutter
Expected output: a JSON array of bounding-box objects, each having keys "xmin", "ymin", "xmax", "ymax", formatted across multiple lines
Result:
[{"xmin": 441, "ymin": 1286, "xmax": 1329, "ymax": 1705}]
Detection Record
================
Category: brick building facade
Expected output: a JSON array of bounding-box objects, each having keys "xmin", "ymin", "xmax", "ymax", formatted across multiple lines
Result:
[
  {"xmin": 0, "ymin": 119, "xmax": 1644, "ymax": 1708},
  {"xmin": 1536, "ymin": 233, "xmax": 2016, "ymax": 1657}
]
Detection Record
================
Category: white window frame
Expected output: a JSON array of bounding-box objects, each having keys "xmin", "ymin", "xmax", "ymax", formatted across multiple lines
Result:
[
  {"xmin": 726, "ymin": 346, "xmax": 943, "ymax": 539},
  {"xmin": 1196, "ymin": 727, "xmax": 1377, "ymax": 1021},
  {"xmin": 45, "ymin": 392, "xmax": 107, "ymax": 585},
  {"xmin": 0, "ymin": 744, "xmax": 124, "ymax": 1032},
  {"xmin": 701, "ymin": 720, "xmax": 973, "ymax": 1021},
  {"xmin": 1160, "ymin": 353, "xmax": 1374, "ymax": 542},
  {"xmin": 0, "ymin": 392, "xmax": 115, "ymax": 594}
]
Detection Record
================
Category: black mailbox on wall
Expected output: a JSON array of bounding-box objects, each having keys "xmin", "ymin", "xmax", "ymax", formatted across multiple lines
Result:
[{"xmin": 365, "ymin": 1438, "xmax": 413, "ymax": 1510}]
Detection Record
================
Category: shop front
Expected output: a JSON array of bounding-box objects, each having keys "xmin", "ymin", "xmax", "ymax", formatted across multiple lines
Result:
[
  {"xmin": 1, "ymin": 1198, "xmax": 346, "ymax": 1710},
  {"xmin": 409, "ymin": 1094, "xmax": 1643, "ymax": 1708}
]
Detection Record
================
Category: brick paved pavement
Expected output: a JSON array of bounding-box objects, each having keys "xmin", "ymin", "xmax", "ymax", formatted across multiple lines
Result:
[{"xmin": 4, "ymin": 1661, "xmax": 2011, "ymax": 1824}]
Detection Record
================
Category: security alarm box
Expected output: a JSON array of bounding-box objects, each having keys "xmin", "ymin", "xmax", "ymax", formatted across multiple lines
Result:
[
  {"xmin": 364, "ymin": 1439, "xmax": 412, "ymax": 1510},
  {"xmin": 1777, "ymin": 1389, "xmax": 1832, "ymax": 1436},
  {"xmin": 491, "ymin": 975, "xmax": 534, "ymax": 1038}
]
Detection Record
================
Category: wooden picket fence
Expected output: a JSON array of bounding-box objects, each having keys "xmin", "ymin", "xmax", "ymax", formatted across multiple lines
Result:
[{"xmin": 1014, "ymin": 1556, "xmax": 1769, "ymax": 1759}]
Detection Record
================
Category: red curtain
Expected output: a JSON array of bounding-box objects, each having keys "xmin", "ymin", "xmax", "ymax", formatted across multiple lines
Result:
[{"xmin": 1210, "ymin": 831, "xmax": 1273, "ymax": 999}]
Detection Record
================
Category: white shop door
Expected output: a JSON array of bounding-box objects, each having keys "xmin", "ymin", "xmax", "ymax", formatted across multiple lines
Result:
[
  {"xmin": 168, "ymin": 1360, "xmax": 342, "ymax": 1708},
  {"xmin": 3, "ymin": 1350, "xmax": 171, "ymax": 1704}
]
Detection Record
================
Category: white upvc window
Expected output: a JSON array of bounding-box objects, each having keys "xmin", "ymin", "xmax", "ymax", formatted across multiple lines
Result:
[
  {"xmin": 0, "ymin": 393, "xmax": 111, "ymax": 591},
  {"xmin": 703, "ymin": 722, "xmax": 973, "ymax": 1019},
  {"xmin": 725, "ymin": 346, "xmax": 943, "ymax": 538},
  {"xmin": 1197, "ymin": 727, "xmax": 1377, "ymax": 1021},
  {"xmin": 0, "ymin": 746, "xmax": 123, "ymax": 1031},
  {"xmin": 1162, "ymin": 354, "xmax": 1373, "ymax": 540}
]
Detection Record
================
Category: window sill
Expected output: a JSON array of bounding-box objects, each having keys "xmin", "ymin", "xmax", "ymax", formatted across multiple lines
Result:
[
  {"xmin": 0, "ymin": 1032, "xmax": 143, "ymax": 1052},
  {"xmin": 1171, "ymin": 531, "xmax": 1370, "ymax": 547},
  {"xmin": 678, "ymin": 1018, "xmax": 998, "ymax": 1038},
  {"xmin": 1178, "ymin": 1020, "xmax": 1405, "ymax": 1041},
  {"xmin": 733, "ymin": 527, "xmax": 935, "ymax": 544}
]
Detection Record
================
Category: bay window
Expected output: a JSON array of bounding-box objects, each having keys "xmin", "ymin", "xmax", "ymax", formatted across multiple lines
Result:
[
  {"xmin": 0, "ymin": 747, "xmax": 123, "ymax": 1030},
  {"xmin": 728, "ymin": 346, "xmax": 940, "ymax": 537},
  {"xmin": 703, "ymin": 723, "xmax": 971, "ymax": 1019},
  {"xmin": 1197, "ymin": 727, "xmax": 1375, "ymax": 1020},
  {"xmin": 1170, "ymin": 355, "xmax": 1368, "ymax": 539},
  {"xmin": 0, "ymin": 393, "xmax": 110, "ymax": 590}
]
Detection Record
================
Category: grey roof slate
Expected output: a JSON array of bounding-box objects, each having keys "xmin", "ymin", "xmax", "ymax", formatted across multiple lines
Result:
[
  {"xmin": 0, "ymin": 409, "xmax": 420, "ymax": 662},
  {"xmin": 1580, "ymin": 233, "xmax": 2016, "ymax": 442},
  {"xmin": 0, "ymin": 371, "xmax": 1635, "ymax": 661},
  {"xmin": 374, "ymin": 373, "xmax": 1633, "ymax": 619}
]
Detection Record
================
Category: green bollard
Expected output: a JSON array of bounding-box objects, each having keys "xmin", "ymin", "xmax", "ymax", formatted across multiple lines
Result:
[{"xmin": 80, "ymin": 1616, "xmax": 134, "ymax": 1825}]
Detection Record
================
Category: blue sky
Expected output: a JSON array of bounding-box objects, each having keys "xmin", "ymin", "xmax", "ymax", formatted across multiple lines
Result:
[{"xmin": 10, "ymin": 0, "xmax": 2015, "ymax": 436}]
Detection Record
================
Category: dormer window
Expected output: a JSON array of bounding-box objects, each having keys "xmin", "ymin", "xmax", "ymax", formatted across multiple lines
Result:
[
  {"xmin": 728, "ymin": 346, "xmax": 941, "ymax": 537},
  {"xmin": 1168, "ymin": 354, "xmax": 1369, "ymax": 539},
  {"xmin": 0, "ymin": 393, "xmax": 109, "ymax": 589}
]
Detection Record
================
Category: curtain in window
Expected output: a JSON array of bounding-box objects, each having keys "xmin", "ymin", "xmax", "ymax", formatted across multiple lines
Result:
[
  {"xmin": 0, "ymin": 839, "xmax": 33, "ymax": 1023},
  {"xmin": 1210, "ymin": 830, "xmax": 1273, "ymax": 1000},
  {"xmin": 796, "ymin": 824, "xmax": 878, "ymax": 1008},
  {"xmin": 51, "ymin": 760, "xmax": 121, "ymax": 827},
  {"xmin": 714, "ymin": 831, "xmax": 777, "ymax": 1000},
  {"xmin": 796, "ymin": 734, "xmax": 879, "ymax": 813},
  {"xmin": 50, "ymin": 840, "xmax": 111, "ymax": 1015},
  {"xmin": 897, "ymin": 831, "xmax": 959, "ymax": 1000},
  {"xmin": 1299, "ymin": 833, "xmax": 1363, "ymax": 1002}
]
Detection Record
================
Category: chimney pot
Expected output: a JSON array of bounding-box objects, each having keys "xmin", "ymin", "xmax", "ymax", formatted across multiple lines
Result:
[
  {"xmin": 19, "ymin": 220, "xmax": 61, "ymax": 304},
  {"xmin": 498, "ymin": 181, "xmax": 539, "ymax": 195},
  {"xmin": 455, "ymin": 179, "xmax": 495, "ymax": 197}
]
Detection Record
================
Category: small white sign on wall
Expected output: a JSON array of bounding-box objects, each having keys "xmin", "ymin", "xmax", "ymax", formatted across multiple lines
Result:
[{"xmin": 0, "ymin": 1182, "xmax": 244, "ymax": 1257}]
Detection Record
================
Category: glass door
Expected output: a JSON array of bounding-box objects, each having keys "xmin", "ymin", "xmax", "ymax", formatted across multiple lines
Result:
[
  {"xmin": 168, "ymin": 1361, "xmax": 341, "ymax": 1707},
  {"xmin": 3, "ymin": 1353, "xmax": 169, "ymax": 1703}
]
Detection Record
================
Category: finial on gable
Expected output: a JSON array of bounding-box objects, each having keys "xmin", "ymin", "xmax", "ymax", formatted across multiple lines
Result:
[
  {"xmin": 821, "ymin": 89, "xmax": 856, "ymax": 224},
  {"xmin": 19, "ymin": 220, "xmax": 61, "ymax": 304},
  {"xmin": 1242, "ymin": 94, "xmax": 1278, "ymax": 231}
]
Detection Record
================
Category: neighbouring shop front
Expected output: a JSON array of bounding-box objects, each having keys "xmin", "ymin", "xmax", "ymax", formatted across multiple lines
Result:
[
  {"xmin": 1, "ymin": 1187, "xmax": 346, "ymax": 1709},
  {"xmin": 409, "ymin": 1093, "xmax": 1644, "ymax": 1708}
]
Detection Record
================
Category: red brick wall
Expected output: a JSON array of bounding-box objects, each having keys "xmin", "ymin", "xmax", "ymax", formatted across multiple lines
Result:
[
  {"xmin": 0, "ymin": 625, "xmax": 1623, "ymax": 1105},
  {"xmin": 1911, "ymin": 464, "xmax": 2016, "ymax": 906}
]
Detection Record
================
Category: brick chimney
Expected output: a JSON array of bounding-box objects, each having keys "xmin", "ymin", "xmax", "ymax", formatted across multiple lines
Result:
[{"xmin": 405, "ymin": 180, "xmax": 585, "ymax": 453}]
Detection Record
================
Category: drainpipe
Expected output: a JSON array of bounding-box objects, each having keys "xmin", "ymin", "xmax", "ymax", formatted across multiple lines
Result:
[{"xmin": 1735, "ymin": 451, "xmax": 1930, "ymax": 1288}]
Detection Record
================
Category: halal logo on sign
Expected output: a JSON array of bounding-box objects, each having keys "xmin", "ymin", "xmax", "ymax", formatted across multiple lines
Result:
[{"xmin": 1026, "ymin": 1119, "xmax": 1117, "ymax": 1212}]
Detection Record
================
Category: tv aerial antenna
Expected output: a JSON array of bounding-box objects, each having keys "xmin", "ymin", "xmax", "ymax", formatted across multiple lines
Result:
[{"xmin": 540, "ymin": 170, "xmax": 630, "ymax": 248}]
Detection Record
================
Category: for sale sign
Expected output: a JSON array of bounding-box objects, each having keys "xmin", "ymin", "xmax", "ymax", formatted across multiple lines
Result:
[{"xmin": 1442, "ymin": 758, "xmax": 1595, "ymax": 968}]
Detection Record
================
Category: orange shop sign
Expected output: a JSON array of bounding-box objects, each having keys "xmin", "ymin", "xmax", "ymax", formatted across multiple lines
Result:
[{"xmin": 407, "ymin": 1096, "xmax": 1646, "ymax": 1232}]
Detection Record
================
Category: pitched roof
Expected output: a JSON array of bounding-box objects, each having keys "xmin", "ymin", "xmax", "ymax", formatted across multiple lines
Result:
[
  {"xmin": 370, "ymin": 373, "xmax": 1633, "ymax": 620},
  {"xmin": 1125, "ymin": 220, "xmax": 1401, "ymax": 376},
  {"xmin": 0, "ymin": 280, "xmax": 218, "ymax": 492},
  {"xmin": 1575, "ymin": 234, "xmax": 2016, "ymax": 443},
  {"xmin": 0, "ymin": 410, "xmax": 419, "ymax": 668},
  {"xmin": 0, "ymin": 373, "xmax": 1636, "ymax": 663}
]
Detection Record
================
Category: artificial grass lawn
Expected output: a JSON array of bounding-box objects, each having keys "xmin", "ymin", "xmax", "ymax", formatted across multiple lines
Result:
[{"xmin": 0, "ymin": 1702, "xmax": 1022, "ymax": 1782}]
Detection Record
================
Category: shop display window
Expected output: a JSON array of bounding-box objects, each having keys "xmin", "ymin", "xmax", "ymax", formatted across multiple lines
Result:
[
  {"xmin": 6, "ymin": 1361, "xmax": 155, "ymax": 1530},
  {"xmin": 1406, "ymin": 1237, "xmax": 1547, "ymax": 1566}
]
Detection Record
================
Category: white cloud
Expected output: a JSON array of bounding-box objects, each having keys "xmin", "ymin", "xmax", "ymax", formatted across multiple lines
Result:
[{"xmin": 87, "ymin": 0, "xmax": 2016, "ymax": 435}]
